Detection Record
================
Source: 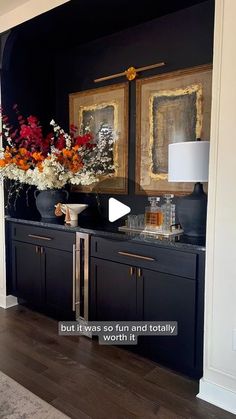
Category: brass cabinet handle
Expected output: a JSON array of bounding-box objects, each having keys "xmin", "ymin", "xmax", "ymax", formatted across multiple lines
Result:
[
  {"xmin": 129, "ymin": 267, "xmax": 135, "ymax": 276},
  {"xmin": 36, "ymin": 246, "xmax": 44, "ymax": 254},
  {"xmin": 118, "ymin": 251, "xmax": 155, "ymax": 261},
  {"xmin": 72, "ymin": 244, "xmax": 76, "ymax": 311},
  {"xmin": 74, "ymin": 233, "xmax": 90, "ymax": 321},
  {"xmin": 137, "ymin": 268, "xmax": 142, "ymax": 277},
  {"xmin": 28, "ymin": 234, "xmax": 52, "ymax": 241}
]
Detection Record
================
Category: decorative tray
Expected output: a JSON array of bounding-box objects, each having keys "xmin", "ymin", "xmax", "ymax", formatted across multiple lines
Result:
[{"xmin": 118, "ymin": 225, "xmax": 183, "ymax": 237}]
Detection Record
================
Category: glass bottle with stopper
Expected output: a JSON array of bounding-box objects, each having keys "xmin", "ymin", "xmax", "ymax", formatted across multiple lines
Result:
[
  {"xmin": 145, "ymin": 197, "xmax": 163, "ymax": 231},
  {"xmin": 161, "ymin": 194, "xmax": 176, "ymax": 233}
]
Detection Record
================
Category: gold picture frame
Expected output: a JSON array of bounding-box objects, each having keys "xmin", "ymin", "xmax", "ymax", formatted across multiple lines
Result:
[
  {"xmin": 136, "ymin": 64, "xmax": 212, "ymax": 195},
  {"xmin": 69, "ymin": 83, "xmax": 128, "ymax": 194}
]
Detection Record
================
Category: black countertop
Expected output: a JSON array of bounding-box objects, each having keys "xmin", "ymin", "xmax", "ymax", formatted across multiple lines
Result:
[{"xmin": 5, "ymin": 216, "xmax": 206, "ymax": 252}]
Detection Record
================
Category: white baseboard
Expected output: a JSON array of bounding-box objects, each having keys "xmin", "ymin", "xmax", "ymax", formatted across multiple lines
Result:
[
  {"xmin": 0, "ymin": 294, "xmax": 18, "ymax": 309},
  {"xmin": 197, "ymin": 378, "xmax": 236, "ymax": 415}
]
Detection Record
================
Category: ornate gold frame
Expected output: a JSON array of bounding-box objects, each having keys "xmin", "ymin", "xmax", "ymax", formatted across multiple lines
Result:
[
  {"xmin": 136, "ymin": 64, "xmax": 212, "ymax": 195},
  {"xmin": 69, "ymin": 83, "xmax": 128, "ymax": 194}
]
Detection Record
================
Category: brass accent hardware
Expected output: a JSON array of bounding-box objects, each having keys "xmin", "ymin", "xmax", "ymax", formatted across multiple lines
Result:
[
  {"xmin": 94, "ymin": 62, "xmax": 165, "ymax": 83},
  {"xmin": 137, "ymin": 268, "xmax": 142, "ymax": 278},
  {"xmin": 28, "ymin": 234, "xmax": 52, "ymax": 241},
  {"xmin": 35, "ymin": 246, "xmax": 39, "ymax": 254},
  {"xmin": 79, "ymin": 233, "xmax": 89, "ymax": 322},
  {"xmin": 72, "ymin": 244, "xmax": 76, "ymax": 312},
  {"xmin": 129, "ymin": 267, "xmax": 135, "ymax": 276},
  {"xmin": 40, "ymin": 247, "xmax": 44, "ymax": 255},
  {"xmin": 118, "ymin": 251, "xmax": 155, "ymax": 261},
  {"xmin": 74, "ymin": 233, "xmax": 90, "ymax": 321}
]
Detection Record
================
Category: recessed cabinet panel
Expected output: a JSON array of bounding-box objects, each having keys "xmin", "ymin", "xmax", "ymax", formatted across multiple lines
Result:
[
  {"xmin": 43, "ymin": 247, "xmax": 73, "ymax": 317},
  {"xmin": 142, "ymin": 269, "xmax": 196, "ymax": 368},
  {"xmin": 12, "ymin": 241, "xmax": 42, "ymax": 306},
  {"xmin": 91, "ymin": 258, "xmax": 137, "ymax": 321}
]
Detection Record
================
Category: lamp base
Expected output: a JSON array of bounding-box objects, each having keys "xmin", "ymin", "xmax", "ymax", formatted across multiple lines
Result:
[{"xmin": 177, "ymin": 182, "xmax": 207, "ymax": 237}]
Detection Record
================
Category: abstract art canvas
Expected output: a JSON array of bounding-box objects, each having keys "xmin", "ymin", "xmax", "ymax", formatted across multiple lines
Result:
[
  {"xmin": 69, "ymin": 83, "xmax": 128, "ymax": 194},
  {"xmin": 136, "ymin": 64, "xmax": 212, "ymax": 194}
]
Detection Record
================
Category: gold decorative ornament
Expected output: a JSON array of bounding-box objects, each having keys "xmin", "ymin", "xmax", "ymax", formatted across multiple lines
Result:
[
  {"xmin": 94, "ymin": 62, "xmax": 165, "ymax": 83},
  {"xmin": 125, "ymin": 67, "xmax": 137, "ymax": 81}
]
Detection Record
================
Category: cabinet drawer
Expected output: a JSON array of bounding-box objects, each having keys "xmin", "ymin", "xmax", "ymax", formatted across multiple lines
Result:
[
  {"xmin": 91, "ymin": 237, "xmax": 197, "ymax": 279},
  {"xmin": 10, "ymin": 223, "xmax": 75, "ymax": 252}
]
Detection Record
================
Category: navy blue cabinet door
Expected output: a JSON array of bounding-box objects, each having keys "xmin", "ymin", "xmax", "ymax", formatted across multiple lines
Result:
[
  {"xmin": 141, "ymin": 268, "xmax": 196, "ymax": 369},
  {"xmin": 90, "ymin": 258, "xmax": 138, "ymax": 321},
  {"xmin": 12, "ymin": 241, "xmax": 42, "ymax": 307},
  {"xmin": 43, "ymin": 247, "xmax": 73, "ymax": 319}
]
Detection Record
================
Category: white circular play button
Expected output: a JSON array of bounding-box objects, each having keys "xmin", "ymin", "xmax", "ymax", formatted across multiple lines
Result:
[{"xmin": 108, "ymin": 198, "xmax": 131, "ymax": 222}]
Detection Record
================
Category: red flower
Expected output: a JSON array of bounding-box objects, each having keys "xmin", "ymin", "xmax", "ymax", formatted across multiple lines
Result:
[
  {"xmin": 55, "ymin": 134, "xmax": 66, "ymax": 150},
  {"xmin": 75, "ymin": 133, "xmax": 93, "ymax": 146},
  {"xmin": 20, "ymin": 125, "xmax": 33, "ymax": 138},
  {"xmin": 41, "ymin": 133, "xmax": 53, "ymax": 155},
  {"xmin": 27, "ymin": 115, "xmax": 39, "ymax": 127}
]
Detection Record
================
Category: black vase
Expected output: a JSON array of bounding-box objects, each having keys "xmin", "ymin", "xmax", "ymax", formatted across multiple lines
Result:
[{"xmin": 34, "ymin": 189, "xmax": 69, "ymax": 220}]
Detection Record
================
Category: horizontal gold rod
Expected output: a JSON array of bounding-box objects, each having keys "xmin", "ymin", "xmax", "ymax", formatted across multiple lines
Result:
[{"xmin": 94, "ymin": 61, "xmax": 165, "ymax": 83}]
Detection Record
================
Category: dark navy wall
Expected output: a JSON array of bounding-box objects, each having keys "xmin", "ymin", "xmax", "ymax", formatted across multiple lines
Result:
[
  {"xmin": 55, "ymin": 0, "xmax": 214, "ymax": 128},
  {"xmin": 1, "ymin": 0, "xmax": 214, "ymax": 220},
  {"xmin": 54, "ymin": 0, "xmax": 214, "ymax": 219}
]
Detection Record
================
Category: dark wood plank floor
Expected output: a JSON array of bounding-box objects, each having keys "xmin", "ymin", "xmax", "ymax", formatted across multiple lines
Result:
[{"xmin": 0, "ymin": 306, "xmax": 234, "ymax": 419}]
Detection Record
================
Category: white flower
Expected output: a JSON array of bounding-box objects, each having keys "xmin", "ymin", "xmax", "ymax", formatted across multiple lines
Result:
[{"xmin": 0, "ymin": 119, "xmax": 116, "ymax": 190}]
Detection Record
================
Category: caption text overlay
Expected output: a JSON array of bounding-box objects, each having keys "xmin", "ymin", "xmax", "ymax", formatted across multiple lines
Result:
[{"xmin": 58, "ymin": 321, "xmax": 178, "ymax": 345}]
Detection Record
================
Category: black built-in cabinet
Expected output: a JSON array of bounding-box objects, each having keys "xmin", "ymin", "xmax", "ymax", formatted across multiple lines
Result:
[
  {"xmin": 8, "ymin": 222, "xmax": 75, "ymax": 320},
  {"xmin": 6, "ymin": 221, "xmax": 205, "ymax": 378},
  {"xmin": 90, "ymin": 236, "xmax": 205, "ymax": 378}
]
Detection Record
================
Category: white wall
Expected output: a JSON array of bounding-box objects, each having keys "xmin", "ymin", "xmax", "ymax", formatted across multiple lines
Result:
[
  {"xmin": 198, "ymin": 0, "xmax": 236, "ymax": 414},
  {"xmin": 0, "ymin": 0, "xmax": 69, "ymax": 33}
]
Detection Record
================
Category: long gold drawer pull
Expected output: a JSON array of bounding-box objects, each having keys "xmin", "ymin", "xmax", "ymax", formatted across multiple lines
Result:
[
  {"xmin": 118, "ymin": 251, "xmax": 155, "ymax": 261},
  {"xmin": 28, "ymin": 234, "xmax": 52, "ymax": 241}
]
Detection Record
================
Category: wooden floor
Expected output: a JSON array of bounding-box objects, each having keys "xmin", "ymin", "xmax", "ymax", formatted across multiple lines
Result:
[{"xmin": 0, "ymin": 306, "xmax": 234, "ymax": 419}]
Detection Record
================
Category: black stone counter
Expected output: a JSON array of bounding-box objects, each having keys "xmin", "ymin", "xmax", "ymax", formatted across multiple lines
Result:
[{"xmin": 5, "ymin": 217, "xmax": 206, "ymax": 252}]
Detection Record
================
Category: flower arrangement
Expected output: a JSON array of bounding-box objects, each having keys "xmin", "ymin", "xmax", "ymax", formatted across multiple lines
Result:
[{"xmin": 0, "ymin": 106, "xmax": 115, "ymax": 192}]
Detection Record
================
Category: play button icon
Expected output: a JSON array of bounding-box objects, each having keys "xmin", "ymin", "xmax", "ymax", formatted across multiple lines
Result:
[{"xmin": 108, "ymin": 198, "xmax": 131, "ymax": 222}]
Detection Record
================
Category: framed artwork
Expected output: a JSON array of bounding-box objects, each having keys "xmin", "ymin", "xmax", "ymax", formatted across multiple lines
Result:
[
  {"xmin": 69, "ymin": 82, "xmax": 128, "ymax": 194},
  {"xmin": 136, "ymin": 64, "xmax": 212, "ymax": 195}
]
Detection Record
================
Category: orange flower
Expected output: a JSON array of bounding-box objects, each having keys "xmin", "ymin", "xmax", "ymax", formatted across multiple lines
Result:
[
  {"xmin": 36, "ymin": 162, "xmax": 43, "ymax": 172},
  {"xmin": 21, "ymin": 164, "xmax": 30, "ymax": 170},
  {"xmin": 19, "ymin": 148, "xmax": 28, "ymax": 157},
  {"xmin": 32, "ymin": 151, "xmax": 43, "ymax": 162},
  {"xmin": 4, "ymin": 151, "xmax": 12, "ymax": 160},
  {"xmin": 62, "ymin": 149, "xmax": 72, "ymax": 158},
  {"xmin": 0, "ymin": 160, "xmax": 6, "ymax": 167}
]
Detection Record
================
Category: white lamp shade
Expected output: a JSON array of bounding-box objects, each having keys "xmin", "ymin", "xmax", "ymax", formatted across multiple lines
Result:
[{"xmin": 168, "ymin": 141, "xmax": 210, "ymax": 182}]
